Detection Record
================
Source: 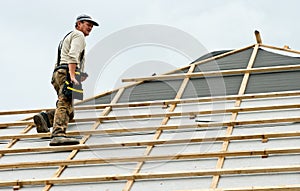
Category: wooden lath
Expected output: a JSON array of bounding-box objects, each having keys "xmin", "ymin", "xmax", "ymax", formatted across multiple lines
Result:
[
  {"xmin": 122, "ymin": 64, "xmax": 300, "ymax": 82},
  {"xmin": 2, "ymin": 101, "xmax": 300, "ymax": 129},
  {"xmin": 1, "ymin": 124, "xmax": 300, "ymax": 155},
  {"xmin": 1, "ymin": 102, "xmax": 300, "ymax": 140},
  {"xmin": 1, "ymin": 90, "xmax": 300, "ymax": 120},
  {"xmin": 1, "ymin": 165, "xmax": 300, "ymax": 187},
  {"xmin": 255, "ymin": 30, "xmax": 262, "ymax": 44},
  {"xmin": 1, "ymin": 147, "xmax": 300, "ymax": 170}
]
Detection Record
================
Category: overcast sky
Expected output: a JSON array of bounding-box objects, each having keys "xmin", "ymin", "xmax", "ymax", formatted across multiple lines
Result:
[{"xmin": 1, "ymin": 0, "xmax": 300, "ymax": 112}]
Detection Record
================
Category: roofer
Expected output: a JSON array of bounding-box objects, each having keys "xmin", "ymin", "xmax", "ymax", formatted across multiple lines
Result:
[{"xmin": 33, "ymin": 14, "xmax": 99, "ymax": 146}]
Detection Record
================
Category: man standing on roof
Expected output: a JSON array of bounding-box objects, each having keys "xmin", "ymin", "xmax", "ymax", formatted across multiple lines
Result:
[{"xmin": 33, "ymin": 14, "xmax": 99, "ymax": 146}]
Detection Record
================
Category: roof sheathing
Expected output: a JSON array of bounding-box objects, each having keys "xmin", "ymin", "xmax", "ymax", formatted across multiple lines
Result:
[{"xmin": 0, "ymin": 31, "xmax": 300, "ymax": 190}]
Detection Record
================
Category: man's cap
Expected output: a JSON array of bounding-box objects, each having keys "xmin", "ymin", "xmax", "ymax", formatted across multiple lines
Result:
[{"xmin": 76, "ymin": 14, "xmax": 99, "ymax": 26}]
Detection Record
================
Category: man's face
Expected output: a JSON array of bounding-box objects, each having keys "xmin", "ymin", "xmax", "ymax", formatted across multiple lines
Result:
[{"xmin": 77, "ymin": 21, "xmax": 94, "ymax": 36}]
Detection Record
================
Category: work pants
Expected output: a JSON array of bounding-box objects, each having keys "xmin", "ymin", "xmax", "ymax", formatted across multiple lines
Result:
[{"xmin": 44, "ymin": 68, "xmax": 74, "ymax": 136}]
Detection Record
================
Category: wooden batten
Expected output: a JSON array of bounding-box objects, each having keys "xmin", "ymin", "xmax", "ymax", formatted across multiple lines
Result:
[
  {"xmin": 255, "ymin": 30, "xmax": 262, "ymax": 44},
  {"xmin": 1, "ymin": 130, "xmax": 300, "ymax": 155},
  {"xmin": 1, "ymin": 165, "xmax": 300, "ymax": 187},
  {"xmin": 1, "ymin": 147, "xmax": 300, "ymax": 170},
  {"xmin": 122, "ymin": 63, "xmax": 300, "ymax": 82}
]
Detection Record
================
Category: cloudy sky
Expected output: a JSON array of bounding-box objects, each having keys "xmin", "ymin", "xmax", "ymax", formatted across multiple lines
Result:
[{"xmin": 1, "ymin": 0, "xmax": 300, "ymax": 112}]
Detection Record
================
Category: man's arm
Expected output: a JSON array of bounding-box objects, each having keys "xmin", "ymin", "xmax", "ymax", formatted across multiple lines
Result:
[{"xmin": 68, "ymin": 63, "xmax": 79, "ymax": 85}]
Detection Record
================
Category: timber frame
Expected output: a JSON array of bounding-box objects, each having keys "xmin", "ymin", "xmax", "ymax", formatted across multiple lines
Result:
[{"xmin": 1, "ymin": 31, "xmax": 300, "ymax": 190}]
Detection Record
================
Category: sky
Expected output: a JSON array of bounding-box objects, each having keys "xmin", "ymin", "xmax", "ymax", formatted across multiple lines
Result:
[{"xmin": 1, "ymin": 0, "xmax": 300, "ymax": 112}]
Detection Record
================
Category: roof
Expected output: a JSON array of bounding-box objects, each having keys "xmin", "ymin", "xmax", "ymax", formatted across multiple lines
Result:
[{"xmin": 1, "ymin": 31, "xmax": 300, "ymax": 191}]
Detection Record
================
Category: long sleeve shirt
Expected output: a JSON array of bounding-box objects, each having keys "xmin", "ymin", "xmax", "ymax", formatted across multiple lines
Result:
[{"xmin": 58, "ymin": 29, "xmax": 86, "ymax": 72}]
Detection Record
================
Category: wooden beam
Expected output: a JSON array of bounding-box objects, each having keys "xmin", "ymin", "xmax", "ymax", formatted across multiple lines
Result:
[
  {"xmin": 261, "ymin": 44, "xmax": 300, "ymax": 55},
  {"xmin": 1, "ymin": 102, "xmax": 300, "ymax": 139},
  {"xmin": 1, "ymin": 130, "xmax": 300, "ymax": 155},
  {"xmin": 1, "ymin": 165, "xmax": 300, "ymax": 187},
  {"xmin": 1, "ymin": 90, "xmax": 300, "ymax": 118},
  {"xmin": 122, "ymin": 63, "xmax": 300, "ymax": 82},
  {"xmin": 210, "ymin": 44, "xmax": 260, "ymax": 188},
  {"xmin": 191, "ymin": 44, "xmax": 255, "ymax": 67},
  {"xmin": 255, "ymin": 30, "xmax": 262, "ymax": 44},
  {"xmin": 1, "ymin": 147, "xmax": 300, "ymax": 170}
]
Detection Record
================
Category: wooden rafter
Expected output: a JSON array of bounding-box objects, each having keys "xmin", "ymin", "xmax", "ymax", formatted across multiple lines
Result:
[{"xmin": 210, "ymin": 43, "xmax": 260, "ymax": 188}]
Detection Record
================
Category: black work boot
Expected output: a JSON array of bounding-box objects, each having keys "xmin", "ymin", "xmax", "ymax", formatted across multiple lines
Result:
[
  {"xmin": 49, "ymin": 136, "xmax": 80, "ymax": 146},
  {"xmin": 33, "ymin": 112, "xmax": 50, "ymax": 133}
]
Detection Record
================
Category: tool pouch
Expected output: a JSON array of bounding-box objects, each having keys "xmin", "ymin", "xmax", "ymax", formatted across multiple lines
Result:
[{"xmin": 62, "ymin": 71, "xmax": 84, "ymax": 100}]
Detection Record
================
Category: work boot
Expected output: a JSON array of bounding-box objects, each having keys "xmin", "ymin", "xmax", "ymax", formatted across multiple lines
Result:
[
  {"xmin": 33, "ymin": 112, "xmax": 50, "ymax": 133},
  {"xmin": 49, "ymin": 136, "xmax": 80, "ymax": 146}
]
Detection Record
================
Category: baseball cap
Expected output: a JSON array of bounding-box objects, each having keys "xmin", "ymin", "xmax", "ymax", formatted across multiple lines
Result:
[{"xmin": 76, "ymin": 14, "xmax": 99, "ymax": 26}]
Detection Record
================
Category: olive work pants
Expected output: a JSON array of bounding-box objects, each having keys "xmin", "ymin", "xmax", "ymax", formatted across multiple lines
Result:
[{"xmin": 44, "ymin": 68, "xmax": 74, "ymax": 137}]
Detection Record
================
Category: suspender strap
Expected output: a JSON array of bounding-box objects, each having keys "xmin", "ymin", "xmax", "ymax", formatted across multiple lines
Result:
[
  {"xmin": 55, "ymin": 31, "xmax": 85, "ymax": 71},
  {"xmin": 56, "ymin": 31, "xmax": 73, "ymax": 67}
]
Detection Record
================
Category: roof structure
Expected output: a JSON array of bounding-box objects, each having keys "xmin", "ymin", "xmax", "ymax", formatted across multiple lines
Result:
[{"xmin": 1, "ymin": 31, "xmax": 300, "ymax": 191}]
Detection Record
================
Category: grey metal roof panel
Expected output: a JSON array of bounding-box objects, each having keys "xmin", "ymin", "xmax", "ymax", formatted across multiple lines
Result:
[
  {"xmin": 182, "ymin": 75, "xmax": 243, "ymax": 98},
  {"xmin": 192, "ymin": 50, "xmax": 232, "ymax": 64},
  {"xmin": 108, "ymin": 105, "xmax": 167, "ymax": 116},
  {"xmin": 246, "ymin": 70, "xmax": 300, "ymax": 93},
  {"xmin": 194, "ymin": 48, "xmax": 253, "ymax": 72},
  {"xmin": 80, "ymin": 91, "xmax": 117, "ymax": 105},
  {"xmin": 253, "ymin": 48, "xmax": 300, "ymax": 67},
  {"xmin": 118, "ymin": 80, "xmax": 182, "ymax": 103}
]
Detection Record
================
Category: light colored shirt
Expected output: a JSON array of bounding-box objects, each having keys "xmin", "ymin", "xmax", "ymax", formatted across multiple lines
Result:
[{"xmin": 59, "ymin": 29, "xmax": 86, "ymax": 72}]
